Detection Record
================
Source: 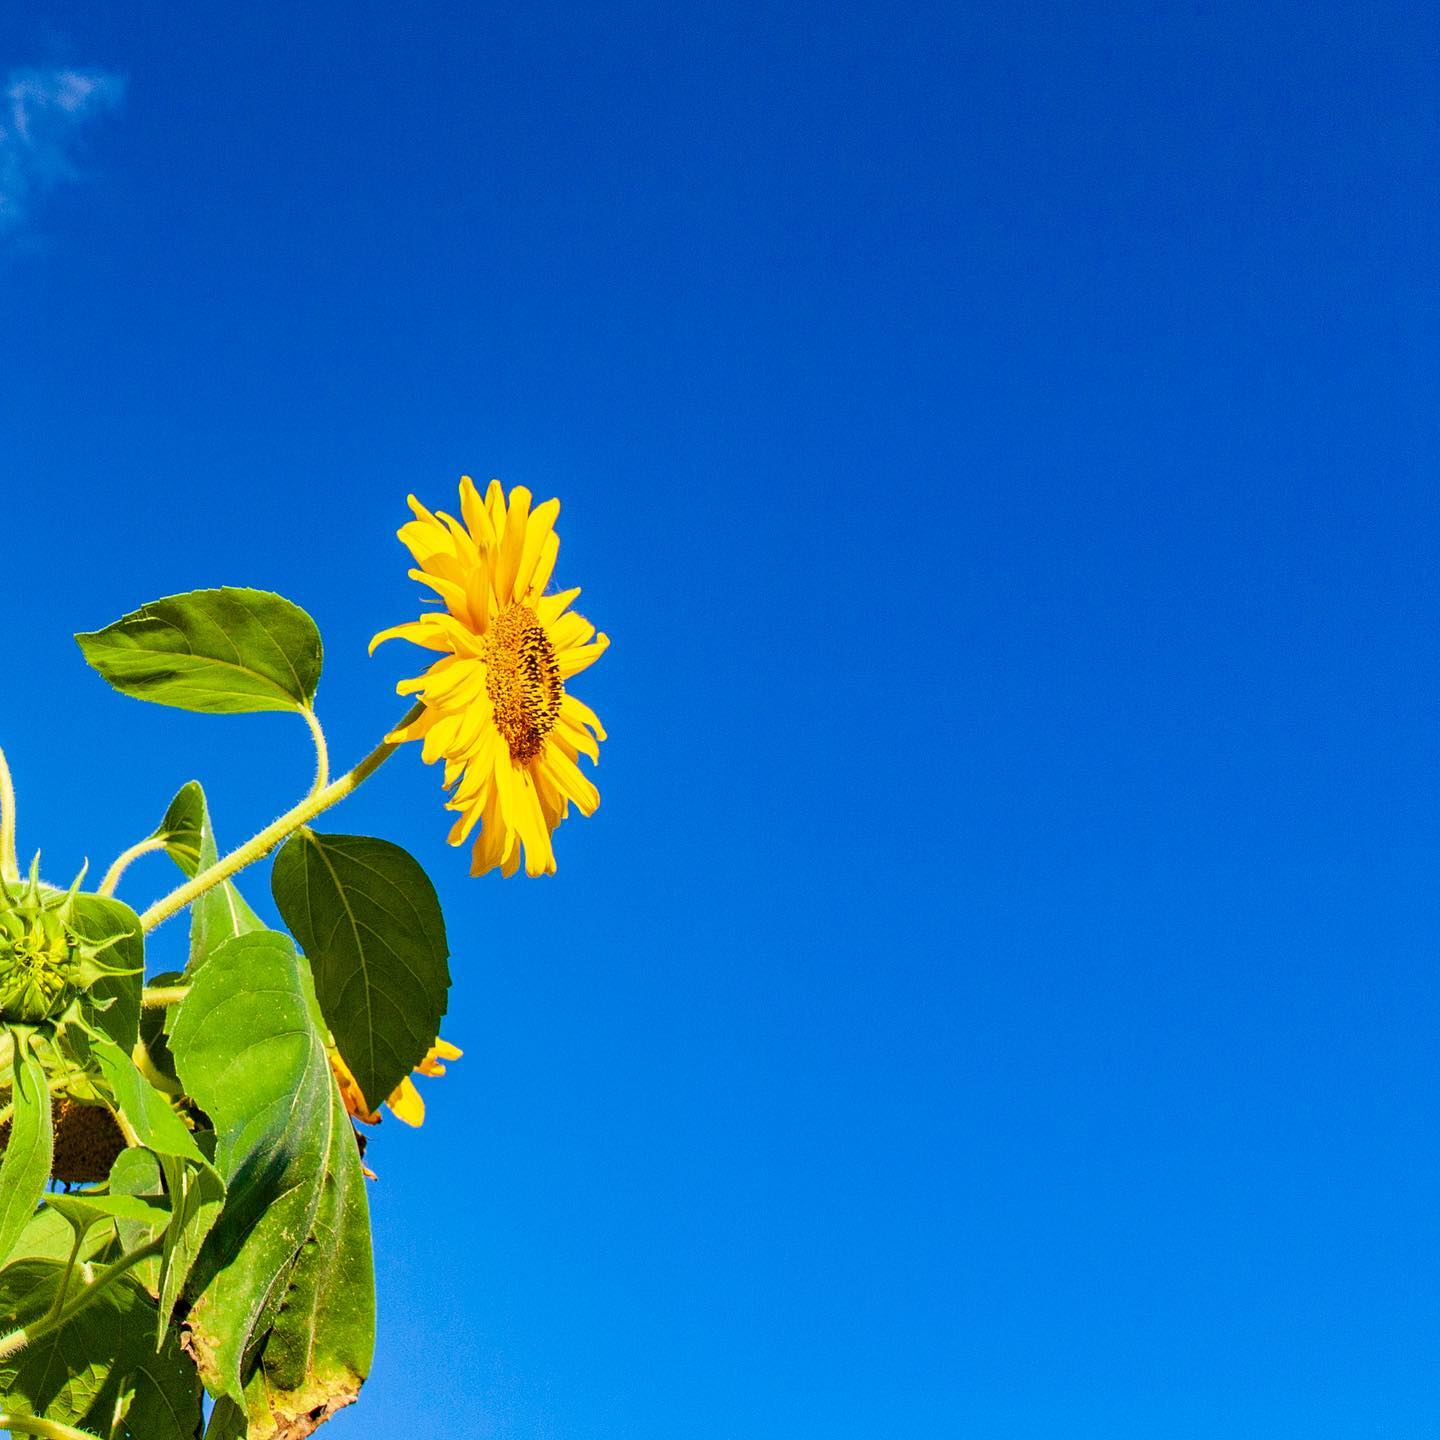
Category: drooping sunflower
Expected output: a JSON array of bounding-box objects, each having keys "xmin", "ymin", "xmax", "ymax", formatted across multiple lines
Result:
[
  {"xmin": 372, "ymin": 477, "xmax": 608, "ymax": 877},
  {"xmin": 331, "ymin": 1038, "xmax": 463, "ymax": 1129}
]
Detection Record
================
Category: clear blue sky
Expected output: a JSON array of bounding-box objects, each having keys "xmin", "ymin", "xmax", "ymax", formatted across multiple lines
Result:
[{"xmin": 2, "ymin": 3, "xmax": 1438, "ymax": 1436}]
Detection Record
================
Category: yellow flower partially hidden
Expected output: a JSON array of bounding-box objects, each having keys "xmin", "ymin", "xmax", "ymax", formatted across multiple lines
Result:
[
  {"xmin": 373, "ymin": 477, "xmax": 608, "ymax": 877},
  {"xmin": 331, "ymin": 1039, "xmax": 463, "ymax": 1129}
]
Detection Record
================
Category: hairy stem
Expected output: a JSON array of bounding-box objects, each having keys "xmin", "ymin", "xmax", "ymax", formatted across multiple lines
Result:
[
  {"xmin": 0, "ymin": 745, "xmax": 18, "ymax": 885},
  {"xmin": 0, "ymin": 1413, "xmax": 106, "ymax": 1440},
  {"xmin": 140, "ymin": 984, "xmax": 190, "ymax": 1008},
  {"xmin": 0, "ymin": 1237, "xmax": 164, "ymax": 1362},
  {"xmin": 301, "ymin": 706, "xmax": 330, "ymax": 797},
  {"xmin": 43, "ymin": 1229, "xmax": 86, "ymax": 1324},
  {"xmin": 138, "ymin": 702, "xmax": 424, "ymax": 934},
  {"xmin": 97, "ymin": 836, "xmax": 168, "ymax": 898}
]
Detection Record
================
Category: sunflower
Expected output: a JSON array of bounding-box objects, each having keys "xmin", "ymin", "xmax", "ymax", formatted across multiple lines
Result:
[
  {"xmin": 372, "ymin": 477, "xmax": 608, "ymax": 877},
  {"xmin": 331, "ymin": 1039, "xmax": 463, "ymax": 1129}
]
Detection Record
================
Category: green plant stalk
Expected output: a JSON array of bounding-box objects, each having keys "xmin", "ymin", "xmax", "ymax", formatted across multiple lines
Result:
[
  {"xmin": 138, "ymin": 702, "xmax": 424, "ymax": 934},
  {"xmin": 0, "ymin": 1413, "xmax": 105, "ymax": 1440},
  {"xmin": 140, "ymin": 985, "xmax": 189, "ymax": 1008},
  {"xmin": 43, "ymin": 1229, "xmax": 86, "ymax": 1325},
  {"xmin": 0, "ymin": 744, "xmax": 18, "ymax": 885},
  {"xmin": 0, "ymin": 1236, "xmax": 164, "ymax": 1362},
  {"xmin": 301, "ymin": 706, "xmax": 330, "ymax": 797},
  {"xmin": 97, "ymin": 836, "xmax": 168, "ymax": 898}
]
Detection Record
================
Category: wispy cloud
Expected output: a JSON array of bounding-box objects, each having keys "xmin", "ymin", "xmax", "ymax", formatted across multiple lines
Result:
[{"xmin": 0, "ymin": 66, "xmax": 125, "ymax": 233}]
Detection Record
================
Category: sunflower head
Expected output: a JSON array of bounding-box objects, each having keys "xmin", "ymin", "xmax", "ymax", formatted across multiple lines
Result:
[
  {"xmin": 372, "ymin": 477, "xmax": 608, "ymax": 877},
  {"xmin": 0, "ymin": 863, "xmax": 131, "ymax": 1025}
]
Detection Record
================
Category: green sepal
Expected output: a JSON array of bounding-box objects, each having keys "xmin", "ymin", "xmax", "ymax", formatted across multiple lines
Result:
[{"xmin": 67, "ymin": 891, "xmax": 145, "ymax": 1051}]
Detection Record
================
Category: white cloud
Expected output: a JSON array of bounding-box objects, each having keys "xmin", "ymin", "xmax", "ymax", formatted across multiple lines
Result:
[{"xmin": 0, "ymin": 66, "xmax": 125, "ymax": 233}]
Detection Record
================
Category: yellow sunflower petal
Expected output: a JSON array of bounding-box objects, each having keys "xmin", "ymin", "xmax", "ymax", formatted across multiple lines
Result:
[
  {"xmin": 459, "ymin": 475, "xmax": 497, "ymax": 547},
  {"xmin": 386, "ymin": 1076, "xmax": 426, "ymax": 1127},
  {"xmin": 485, "ymin": 478, "xmax": 507, "ymax": 536},
  {"xmin": 557, "ymin": 633, "xmax": 610, "ymax": 679},
  {"xmin": 496, "ymin": 486, "xmax": 532, "ymax": 601},
  {"xmin": 515, "ymin": 498, "xmax": 560, "ymax": 597}
]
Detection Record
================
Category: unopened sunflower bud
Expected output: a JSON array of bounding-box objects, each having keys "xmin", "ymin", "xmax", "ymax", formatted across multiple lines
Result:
[
  {"xmin": 0, "ymin": 862, "xmax": 132, "ymax": 1025},
  {"xmin": 0, "ymin": 903, "xmax": 80, "ymax": 1023}
]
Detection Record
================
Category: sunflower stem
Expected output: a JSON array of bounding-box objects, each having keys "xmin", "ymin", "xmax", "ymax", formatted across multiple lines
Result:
[
  {"xmin": 0, "ymin": 1413, "xmax": 106, "ymax": 1440},
  {"xmin": 97, "ymin": 836, "xmax": 168, "ymax": 898},
  {"xmin": 141, "ymin": 984, "xmax": 190, "ymax": 1008},
  {"xmin": 43, "ymin": 1228, "xmax": 86, "ymax": 1324},
  {"xmin": 301, "ymin": 706, "xmax": 330, "ymax": 797},
  {"xmin": 0, "ymin": 745, "xmax": 19, "ymax": 885},
  {"xmin": 137, "ymin": 703, "xmax": 424, "ymax": 934}
]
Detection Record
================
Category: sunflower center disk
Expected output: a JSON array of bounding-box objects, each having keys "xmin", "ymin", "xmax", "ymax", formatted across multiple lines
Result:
[{"xmin": 485, "ymin": 603, "xmax": 564, "ymax": 763}]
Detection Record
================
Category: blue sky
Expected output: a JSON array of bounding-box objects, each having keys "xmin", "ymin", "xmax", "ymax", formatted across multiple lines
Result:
[{"xmin": 2, "ymin": 3, "xmax": 1438, "ymax": 1436}]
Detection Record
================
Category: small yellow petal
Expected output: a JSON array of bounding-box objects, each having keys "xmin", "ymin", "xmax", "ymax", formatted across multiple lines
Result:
[{"xmin": 386, "ymin": 1077, "xmax": 426, "ymax": 1127}]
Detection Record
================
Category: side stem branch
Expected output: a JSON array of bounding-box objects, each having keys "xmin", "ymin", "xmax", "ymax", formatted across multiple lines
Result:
[
  {"xmin": 138, "ymin": 702, "xmax": 423, "ymax": 934},
  {"xmin": 0, "ymin": 1413, "xmax": 106, "ymax": 1440}
]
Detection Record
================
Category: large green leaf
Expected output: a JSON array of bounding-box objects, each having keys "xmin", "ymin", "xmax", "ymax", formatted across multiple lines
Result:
[
  {"xmin": 155, "ymin": 781, "xmax": 264, "ymax": 972},
  {"xmin": 88, "ymin": 1034, "xmax": 203, "ymax": 1165},
  {"xmin": 168, "ymin": 931, "xmax": 335, "ymax": 1406},
  {"xmin": 68, "ymin": 890, "xmax": 145, "ymax": 1051},
  {"xmin": 0, "ymin": 1038, "xmax": 53, "ymax": 1268},
  {"xmin": 76, "ymin": 587, "xmax": 323, "ymax": 714},
  {"xmin": 0, "ymin": 1259, "xmax": 202, "ymax": 1439},
  {"xmin": 272, "ymin": 831, "xmax": 451, "ymax": 1112},
  {"xmin": 233, "ymin": 1082, "xmax": 374, "ymax": 1438}
]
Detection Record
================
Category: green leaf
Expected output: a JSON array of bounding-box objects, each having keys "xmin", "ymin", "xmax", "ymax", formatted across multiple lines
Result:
[
  {"xmin": 156, "ymin": 782, "xmax": 264, "ymax": 972},
  {"xmin": 44, "ymin": 1189, "xmax": 171, "ymax": 1235},
  {"xmin": 68, "ymin": 891, "xmax": 145, "ymax": 1052},
  {"xmin": 155, "ymin": 1153, "xmax": 225, "ymax": 1340},
  {"xmin": 203, "ymin": 1397, "xmax": 247, "ymax": 1440},
  {"xmin": 109, "ymin": 1147, "xmax": 166, "ymax": 1292},
  {"xmin": 76, "ymin": 586, "xmax": 323, "ymax": 714},
  {"xmin": 6, "ymin": 1205, "xmax": 113, "ymax": 1266},
  {"xmin": 233, "ymin": 1082, "xmax": 374, "ymax": 1438},
  {"xmin": 0, "ymin": 1259, "xmax": 202, "ymax": 1439},
  {"xmin": 88, "ymin": 1035, "xmax": 203, "ymax": 1164},
  {"xmin": 168, "ymin": 931, "xmax": 335, "ymax": 1406},
  {"xmin": 152, "ymin": 782, "xmax": 206, "ymax": 873},
  {"xmin": 272, "ymin": 832, "xmax": 451, "ymax": 1112},
  {"xmin": 0, "ymin": 1037, "xmax": 53, "ymax": 1268}
]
